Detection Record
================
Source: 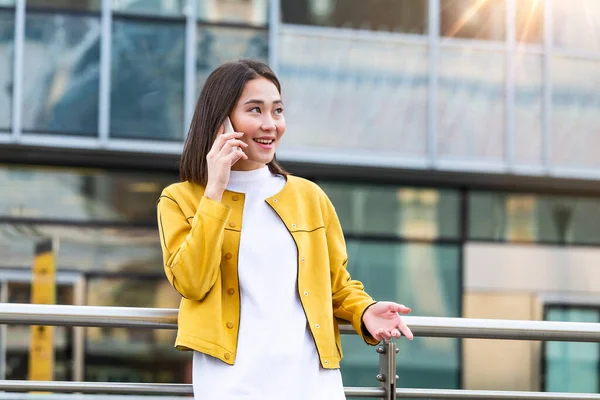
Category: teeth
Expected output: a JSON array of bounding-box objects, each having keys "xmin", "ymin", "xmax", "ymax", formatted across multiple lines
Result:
[{"xmin": 254, "ymin": 139, "xmax": 273, "ymax": 144}]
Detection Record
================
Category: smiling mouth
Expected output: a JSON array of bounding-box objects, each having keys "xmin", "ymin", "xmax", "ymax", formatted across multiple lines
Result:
[{"xmin": 254, "ymin": 138, "xmax": 274, "ymax": 145}]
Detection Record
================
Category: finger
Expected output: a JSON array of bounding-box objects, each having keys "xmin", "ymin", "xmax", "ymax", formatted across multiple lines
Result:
[
  {"xmin": 224, "ymin": 148, "xmax": 248, "ymax": 165},
  {"xmin": 396, "ymin": 304, "xmax": 412, "ymax": 314},
  {"xmin": 219, "ymin": 139, "xmax": 248, "ymax": 155},
  {"xmin": 214, "ymin": 131, "xmax": 244, "ymax": 148},
  {"xmin": 217, "ymin": 124, "xmax": 225, "ymax": 136},
  {"xmin": 380, "ymin": 329, "xmax": 392, "ymax": 341},
  {"xmin": 390, "ymin": 329, "xmax": 401, "ymax": 339},
  {"xmin": 397, "ymin": 319, "xmax": 413, "ymax": 340}
]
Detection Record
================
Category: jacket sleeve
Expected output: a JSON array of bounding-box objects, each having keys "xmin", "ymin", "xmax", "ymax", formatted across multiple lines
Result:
[
  {"xmin": 326, "ymin": 197, "xmax": 380, "ymax": 346},
  {"xmin": 157, "ymin": 191, "xmax": 231, "ymax": 301}
]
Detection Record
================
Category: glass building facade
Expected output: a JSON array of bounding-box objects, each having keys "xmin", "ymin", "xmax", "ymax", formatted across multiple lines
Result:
[{"xmin": 1, "ymin": 0, "xmax": 600, "ymax": 394}]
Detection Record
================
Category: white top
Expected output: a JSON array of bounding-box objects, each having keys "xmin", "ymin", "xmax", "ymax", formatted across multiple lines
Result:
[{"xmin": 192, "ymin": 166, "xmax": 345, "ymax": 400}]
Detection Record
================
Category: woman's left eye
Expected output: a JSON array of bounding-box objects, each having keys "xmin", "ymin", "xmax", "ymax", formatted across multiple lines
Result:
[
  {"xmin": 275, "ymin": 108, "xmax": 284, "ymax": 114},
  {"xmin": 249, "ymin": 107, "xmax": 261, "ymax": 113}
]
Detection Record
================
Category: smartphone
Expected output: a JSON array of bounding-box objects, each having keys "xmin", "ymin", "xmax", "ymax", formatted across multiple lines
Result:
[{"xmin": 223, "ymin": 116, "xmax": 239, "ymax": 152}]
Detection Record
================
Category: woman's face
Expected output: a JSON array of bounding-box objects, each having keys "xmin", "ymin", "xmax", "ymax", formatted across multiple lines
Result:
[{"xmin": 228, "ymin": 77, "xmax": 285, "ymax": 171}]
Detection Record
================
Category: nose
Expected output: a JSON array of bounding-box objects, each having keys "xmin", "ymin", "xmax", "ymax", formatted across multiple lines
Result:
[{"xmin": 261, "ymin": 115, "xmax": 276, "ymax": 132}]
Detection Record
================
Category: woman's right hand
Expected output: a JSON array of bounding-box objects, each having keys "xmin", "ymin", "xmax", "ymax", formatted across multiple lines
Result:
[{"xmin": 204, "ymin": 125, "xmax": 248, "ymax": 202}]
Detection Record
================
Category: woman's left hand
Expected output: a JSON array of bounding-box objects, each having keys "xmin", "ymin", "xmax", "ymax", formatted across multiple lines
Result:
[{"xmin": 362, "ymin": 302, "xmax": 414, "ymax": 341}]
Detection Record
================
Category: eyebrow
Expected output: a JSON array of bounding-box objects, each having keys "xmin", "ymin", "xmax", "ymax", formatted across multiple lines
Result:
[{"xmin": 243, "ymin": 99, "xmax": 283, "ymax": 105}]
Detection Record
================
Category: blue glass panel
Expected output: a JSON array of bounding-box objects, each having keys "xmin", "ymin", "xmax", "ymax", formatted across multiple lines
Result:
[
  {"xmin": 545, "ymin": 308, "xmax": 599, "ymax": 393},
  {"xmin": 196, "ymin": 25, "xmax": 268, "ymax": 96},
  {"xmin": 111, "ymin": 17, "xmax": 185, "ymax": 140},
  {"xmin": 0, "ymin": 8, "xmax": 14, "ymax": 130},
  {"xmin": 341, "ymin": 241, "xmax": 460, "ymax": 394},
  {"xmin": 22, "ymin": 11, "xmax": 100, "ymax": 135}
]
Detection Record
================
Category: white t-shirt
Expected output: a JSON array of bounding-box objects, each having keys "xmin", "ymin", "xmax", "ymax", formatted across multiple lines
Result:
[{"xmin": 192, "ymin": 166, "xmax": 345, "ymax": 400}]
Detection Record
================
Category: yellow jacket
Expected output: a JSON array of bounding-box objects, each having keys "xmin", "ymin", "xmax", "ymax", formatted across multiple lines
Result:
[{"xmin": 156, "ymin": 175, "xmax": 378, "ymax": 369}]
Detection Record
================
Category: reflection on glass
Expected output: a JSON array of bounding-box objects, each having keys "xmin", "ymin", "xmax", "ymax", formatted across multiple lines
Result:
[
  {"xmin": 112, "ymin": 0, "xmax": 184, "ymax": 16},
  {"xmin": 545, "ymin": 308, "xmax": 599, "ymax": 393},
  {"xmin": 196, "ymin": 26, "xmax": 268, "ymax": 96},
  {"xmin": 281, "ymin": 0, "xmax": 427, "ymax": 34},
  {"xmin": 552, "ymin": 57, "xmax": 600, "ymax": 168},
  {"xmin": 0, "ymin": 0, "xmax": 14, "ymax": 5},
  {"xmin": 0, "ymin": 224, "xmax": 162, "ymax": 272},
  {"xmin": 514, "ymin": 54, "xmax": 543, "ymax": 165},
  {"xmin": 0, "ymin": 9, "xmax": 14, "ymax": 130},
  {"xmin": 469, "ymin": 191, "xmax": 600, "ymax": 244},
  {"xmin": 438, "ymin": 48, "xmax": 504, "ymax": 160},
  {"xmin": 552, "ymin": 0, "xmax": 600, "ymax": 51},
  {"xmin": 319, "ymin": 182, "xmax": 460, "ymax": 239},
  {"xmin": 22, "ymin": 12, "xmax": 100, "ymax": 135},
  {"xmin": 516, "ymin": 0, "xmax": 544, "ymax": 44},
  {"xmin": 86, "ymin": 278, "xmax": 189, "ymax": 383},
  {"xmin": 440, "ymin": 0, "xmax": 505, "ymax": 41},
  {"xmin": 279, "ymin": 32, "xmax": 428, "ymax": 156},
  {"xmin": 340, "ymin": 241, "xmax": 460, "ymax": 391},
  {"xmin": 26, "ymin": 0, "xmax": 101, "ymax": 11},
  {"xmin": 111, "ymin": 18, "xmax": 185, "ymax": 140},
  {"xmin": 0, "ymin": 165, "xmax": 177, "ymax": 222},
  {"xmin": 197, "ymin": 0, "xmax": 267, "ymax": 26}
]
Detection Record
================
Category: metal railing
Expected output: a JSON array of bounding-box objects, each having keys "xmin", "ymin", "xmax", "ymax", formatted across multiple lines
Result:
[{"xmin": 3, "ymin": 303, "xmax": 600, "ymax": 399}]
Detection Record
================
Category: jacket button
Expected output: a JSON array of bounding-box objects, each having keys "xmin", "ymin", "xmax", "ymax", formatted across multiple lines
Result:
[
  {"xmin": 291, "ymin": 223, "xmax": 296, "ymax": 228},
  {"xmin": 225, "ymin": 253, "xmax": 232, "ymax": 260},
  {"xmin": 229, "ymin": 222, "xmax": 236, "ymax": 228},
  {"xmin": 226, "ymin": 322, "xmax": 234, "ymax": 329},
  {"xmin": 315, "ymin": 324, "xmax": 320, "ymax": 328},
  {"xmin": 224, "ymin": 353, "xmax": 230, "ymax": 360},
  {"xmin": 232, "ymin": 195, "xmax": 239, "ymax": 201},
  {"xmin": 228, "ymin": 288, "xmax": 235, "ymax": 295},
  {"xmin": 301, "ymin": 257, "xmax": 305, "ymax": 262},
  {"xmin": 304, "ymin": 291, "xmax": 308, "ymax": 296},
  {"xmin": 273, "ymin": 198, "xmax": 278, "ymax": 202}
]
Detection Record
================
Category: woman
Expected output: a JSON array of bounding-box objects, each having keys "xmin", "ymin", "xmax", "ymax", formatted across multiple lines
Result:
[{"xmin": 157, "ymin": 59, "xmax": 413, "ymax": 400}]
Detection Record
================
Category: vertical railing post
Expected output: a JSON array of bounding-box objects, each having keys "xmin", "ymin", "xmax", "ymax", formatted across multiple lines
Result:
[{"xmin": 376, "ymin": 340, "xmax": 398, "ymax": 400}]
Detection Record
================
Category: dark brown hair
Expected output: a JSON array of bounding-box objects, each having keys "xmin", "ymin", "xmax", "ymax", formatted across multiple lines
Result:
[{"xmin": 180, "ymin": 59, "xmax": 288, "ymax": 185}]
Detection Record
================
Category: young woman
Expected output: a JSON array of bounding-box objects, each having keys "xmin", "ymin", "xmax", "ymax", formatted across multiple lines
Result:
[{"xmin": 157, "ymin": 59, "xmax": 413, "ymax": 400}]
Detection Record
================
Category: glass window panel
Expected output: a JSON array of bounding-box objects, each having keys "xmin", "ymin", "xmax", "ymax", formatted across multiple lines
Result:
[
  {"xmin": 0, "ymin": 1, "xmax": 14, "ymax": 5},
  {"xmin": 26, "ymin": 0, "xmax": 101, "ymax": 11},
  {"xmin": 112, "ymin": 0, "xmax": 184, "ymax": 16},
  {"xmin": 197, "ymin": 0, "xmax": 267, "ymax": 26},
  {"xmin": 281, "ymin": 0, "xmax": 428, "ymax": 35},
  {"xmin": 516, "ymin": 0, "xmax": 544, "ymax": 44},
  {"xmin": 85, "ymin": 277, "xmax": 190, "ymax": 383},
  {"xmin": 340, "ymin": 241, "xmax": 460, "ymax": 391},
  {"xmin": 22, "ymin": 11, "xmax": 100, "ymax": 135},
  {"xmin": 0, "ymin": 165, "xmax": 177, "ymax": 222},
  {"xmin": 552, "ymin": 57, "xmax": 600, "ymax": 169},
  {"xmin": 320, "ymin": 182, "xmax": 460, "ymax": 240},
  {"xmin": 5, "ymin": 282, "xmax": 74, "ymax": 380},
  {"xmin": 545, "ymin": 307, "xmax": 599, "ymax": 393},
  {"xmin": 0, "ymin": 8, "xmax": 14, "ymax": 130},
  {"xmin": 514, "ymin": 54, "xmax": 543, "ymax": 165},
  {"xmin": 196, "ymin": 26, "xmax": 268, "ymax": 97},
  {"xmin": 279, "ymin": 32, "xmax": 428, "ymax": 157},
  {"xmin": 0, "ymin": 224, "xmax": 162, "ymax": 272},
  {"xmin": 469, "ymin": 191, "xmax": 600, "ymax": 245},
  {"xmin": 552, "ymin": 0, "xmax": 600, "ymax": 52},
  {"xmin": 111, "ymin": 17, "xmax": 185, "ymax": 140},
  {"xmin": 438, "ymin": 48, "xmax": 504, "ymax": 161},
  {"xmin": 440, "ymin": 0, "xmax": 505, "ymax": 41}
]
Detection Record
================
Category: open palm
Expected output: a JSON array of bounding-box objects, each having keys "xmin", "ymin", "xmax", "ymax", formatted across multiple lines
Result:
[{"xmin": 362, "ymin": 301, "xmax": 414, "ymax": 341}]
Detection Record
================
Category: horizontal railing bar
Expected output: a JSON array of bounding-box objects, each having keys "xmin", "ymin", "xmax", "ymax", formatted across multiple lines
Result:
[
  {"xmin": 0, "ymin": 396, "xmax": 190, "ymax": 400},
  {"xmin": 2, "ymin": 382, "xmax": 598, "ymax": 400},
  {"xmin": 396, "ymin": 388, "xmax": 600, "ymax": 399},
  {"xmin": 4, "ymin": 304, "xmax": 600, "ymax": 342},
  {"xmin": 0, "ymin": 381, "xmax": 384, "ymax": 397}
]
